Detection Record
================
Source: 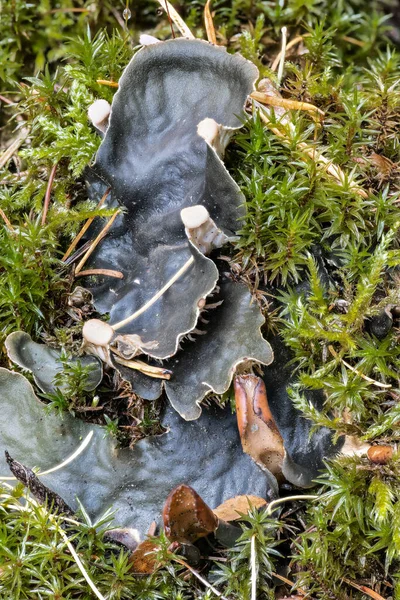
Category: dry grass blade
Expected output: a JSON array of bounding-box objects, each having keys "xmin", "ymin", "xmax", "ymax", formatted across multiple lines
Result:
[
  {"xmin": 172, "ymin": 556, "xmax": 229, "ymax": 599},
  {"xmin": 156, "ymin": 0, "xmax": 195, "ymax": 38},
  {"xmin": 0, "ymin": 129, "xmax": 28, "ymax": 169},
  {"xmin": 328, "ymin": 345, "xmax": 391, "ymax": 388},
  {"xmin": 271, "ymin": 35, "xmax": 305, "ymax": 71},
  {"xmin": 75, "ymin": 210, "xmax": 121, "ymax": 274},
  {"xmin": 204, "ymin": 0, "xmax": 217, "ymax": 44},
  {"xmin": 96, "ymin": 79, "xmax": 119, "ymax": 88},
  {"xmin": 257, "ymin": 108, "xmax": 368, "ymax": 198},
  {"xmin": 112, "ymin": 255, "xmax": 194, "ymax": 330},
  {"xmin": 0, "ymin": 208, "xmax": 14, "ymax": 230},
  {"xmin": 75, "ymin": 269, "xmax": 124, "ymax": 279},
  {"xmin": 271, "ymin": 572, "xmax": 307, "ymax": 596},
  {"xmin": 41, "ymin": 163, "xmax": 58, "ymax": 226},
  {"xmin": 113, "ymin": 356, "xmax": 172, "ymax": 379},
  {"xmin": 251, "ymin": 91, "xmax": 324, "ymax": 117},
  {"xmin": 62, "ymin": 187, "xmax": 111, "ymax": 261},
  {"xmin": 343, "ymin": 578, "xmax": 387, "ymax": 600}
]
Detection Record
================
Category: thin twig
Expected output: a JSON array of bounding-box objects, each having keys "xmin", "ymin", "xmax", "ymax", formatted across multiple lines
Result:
[
  {"xmin": 271, "ymin": 572, "xmax": 307, "ymax": 596},
  {"xmin": 204, "ymin": 0, "xmax": 217, "ymax": 44},
  {"xmin": 57, "ymin": 526, "xmax": 107, "ymax": 600},
  {"xmin": 156, "ymin": 0, "xmax": 195, "ymax": 38},
  {"xmin": 251, "ymin": 91, "xmax": 324, "ymax": 117},
  {"xmin": 112, "ymin": 256, "xmax": 194, "ymax": 330},
  {"xmin": 0, "ymin": 208, "xmax": 14, "ymax": 230},
  {"xmin": 75, "ymin": 269, "xmax": 124, "ymax": 279},
  {"xmin": 62, "ymin": 187, "xmax": 111, "ymax": 261},
  {"xmin": 96, "ymin": 79, "xmax": 119, "ymax": 88},
  {"xmin": 172, "ymin": 557, "xmax": 229, "ymax": 599},
  {"xmin": 113, "ymin": 356, "xmax": 172, "ymax": 379},
  {"xmin": 41, "ymin": 163, "xmax": 58, "ymax": 226},
  {"xmin": 0, "ymin": 130, "xmax": 28, "ymax": 169},
  {"xmin": 328, "ymin": 345, "xmax": 391, "ymax": 389},
  {"xmin": 75, "ymin": 210, "xmax": 121, "ymax": 274},
  {"xmin": 343, "ymin": 578, "xmax": 387, "ymax": 600}
]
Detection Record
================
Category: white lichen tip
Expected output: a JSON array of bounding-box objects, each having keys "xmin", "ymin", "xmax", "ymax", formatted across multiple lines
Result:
[
  {"xmin": 82, "ymin": 319, "xmax": 114, "ymax": 347},
  {"xmin": 87, "ymin": 99, "xmax": 111, "ymax": 132},
  {"xmin": 181, "ymin": 205, "xmax": 210, "ymax": 229},
  {"xmin": 197, "ymin": 117, "xmax": 220, "ymax": 145},
  {"xmin": 139, "ymin": 34, "xmax": 161, "ymax": 46}
]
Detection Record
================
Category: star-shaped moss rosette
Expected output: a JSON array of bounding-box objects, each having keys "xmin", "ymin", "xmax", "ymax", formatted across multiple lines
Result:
[
  {"xmin": 76, "ymin": 38, "xmax": 273, "ymax": 419},
  {"xmin": 0, "ymin": 368, "xmax": 277, "ymax": 536}
]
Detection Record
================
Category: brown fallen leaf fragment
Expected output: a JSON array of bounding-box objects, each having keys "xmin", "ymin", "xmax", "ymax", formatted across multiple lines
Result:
[
  {"xmin": 367, "ymin": 445, "xmax": 393, "ymax": 464},
  {"xmin": 129, "ymin": 539, "xmax": 160, "ymax": 574},
  {"xmin": 213, "ymin": 495, "xmax": 267, "ymax": 521},
  {"xmin": 234, "ymin": 374, "xmax": 284, "ymax": 477},
  {"xmin": 163, "ymin": 484, "xmax": 218, "ymax": 543}
]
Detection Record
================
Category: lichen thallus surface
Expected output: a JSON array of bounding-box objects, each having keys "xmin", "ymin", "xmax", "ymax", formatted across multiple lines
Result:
[{"xmin": 2, "ymin": 27, "xmax": 395, "ymax": 589}]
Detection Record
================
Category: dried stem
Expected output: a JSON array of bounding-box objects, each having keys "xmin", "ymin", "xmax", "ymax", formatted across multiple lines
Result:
[
  {"xmin": 271, "ymin": 35, "xmax": 305, "ymax": 71},
  {"xmin": 277, "ymin": 26, "xmax": 287, "ymax": 86},
  {"xmin": 204, "ymin": 0, "xmax": 217, "ymax": 44},
  {"xmin": 62, "ymin": 187, "xmax": 111, "ymax": 261},
  {"xmin": 328, "ymin": 345, "xmax": 391, "ymax": 388},
  {"xmin": 250, "ymin": 534, "xmax": 257, "ymax": 600},
  {"xmin": 75, "ymin": 210, "xmax": 121, "ymax": 274},
  {"xmin": 0, "ymin": 208, "xmax": 14, "ymax": 230},
  {"xmin": 41, "ymin": 163, "xmax": 58, "ymax": 226},
  {"xmin": 75, "ymin": 269, "xmax": 124, "ymax": 279},
  {"xmin": 156, "ymin": 0, "xmax": 195, "ymax": 38},
  {"xmin": 112, "ymin": 255, "xmax": 194, "ymax": 330}
]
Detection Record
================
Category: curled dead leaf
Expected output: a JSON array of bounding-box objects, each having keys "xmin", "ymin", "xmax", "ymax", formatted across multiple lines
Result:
[
  {"xmin": 163, "ymin": 484, "xmax": 218, "ymax": 543},
  {"xmin": 129, "ymin": 539, "xmax": 160, "ymax": 574},
  {"xmin": 234, "ymin": 374, "xmax": 284, "ymax": 476}
]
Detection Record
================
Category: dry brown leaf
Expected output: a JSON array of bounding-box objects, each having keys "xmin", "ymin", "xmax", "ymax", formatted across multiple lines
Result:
[
  {"xmin": 234, "ymin": 374, "xmax": 284, "ymax": 476},
  {"xmin": 129, "ymin": 539, "xmax": 160, "ymax": 574},
  {"xmin": 213, "ymin": 495, "xmax": 267, "ymax": 521}
]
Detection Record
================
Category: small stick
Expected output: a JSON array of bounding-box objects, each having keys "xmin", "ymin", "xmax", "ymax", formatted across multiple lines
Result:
[
  {"xmin": 251, "ymin": 91, "xmax": 324, "ymax": 116},
  {"xmin": 277, "ymin": 26, "xmax": 287, "ymax": 86},
  {"xmin": 156, "ymin": 0, "xmax": 195, "ymax": 39},
  {"xmin": 271, "ymin": 34, "xmax": 305, "ymax": 71},
  {"xmin": 62, "ymin": 187, "xmax": 111, "ymax": 261},
  {"xmin": 75, "ymin": 269, "xmax": 124, "ymax": 279},
  {"xmin": 204, "ymin": 0, "xmax": 217, "ymax": 44},
  {"xmin": 96, "ymin": 79, "xmax": 119, "ymax": 88},
  {"xmin": 41, "ymin": 163, "xmax": 58, "ymax": 226},
  {"xmin": 164, "ymin": 0, "xmax": 176, "ymax": 38},
  {"xmin": 75, "ymin": 210, "xmax": 121, "ymax": 274},
  {"xmin": 172, "ymin": 557, "xmax": 229, "ymax": 600},
  {"xmin": 250, "ymin": 534, "xmax": 257, "ymax": 600},
  {"xmin": 328, "ymin": 345, "xmax": 391, "ymax": 389},
  {"xmin": 271, "ymin": 572, "xmax": 307, "ymax": 596},
  {"xmin": 112, "ymin": 256, "xmax": 194, "ymax": 330},
  {"xmin": 0, "ymin": 130, "xmax": 28, "ymax": 169},
  {"xmin": 114, "ymin": 356, "xmax": 172, "ymax": 379},
  {"xmin": 0, "ymin": 208, "xmax": 14, "ymax": 231},
  {"xmin": 343, "ymin": 578, "xmax": 387, "ymax": 600}
]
